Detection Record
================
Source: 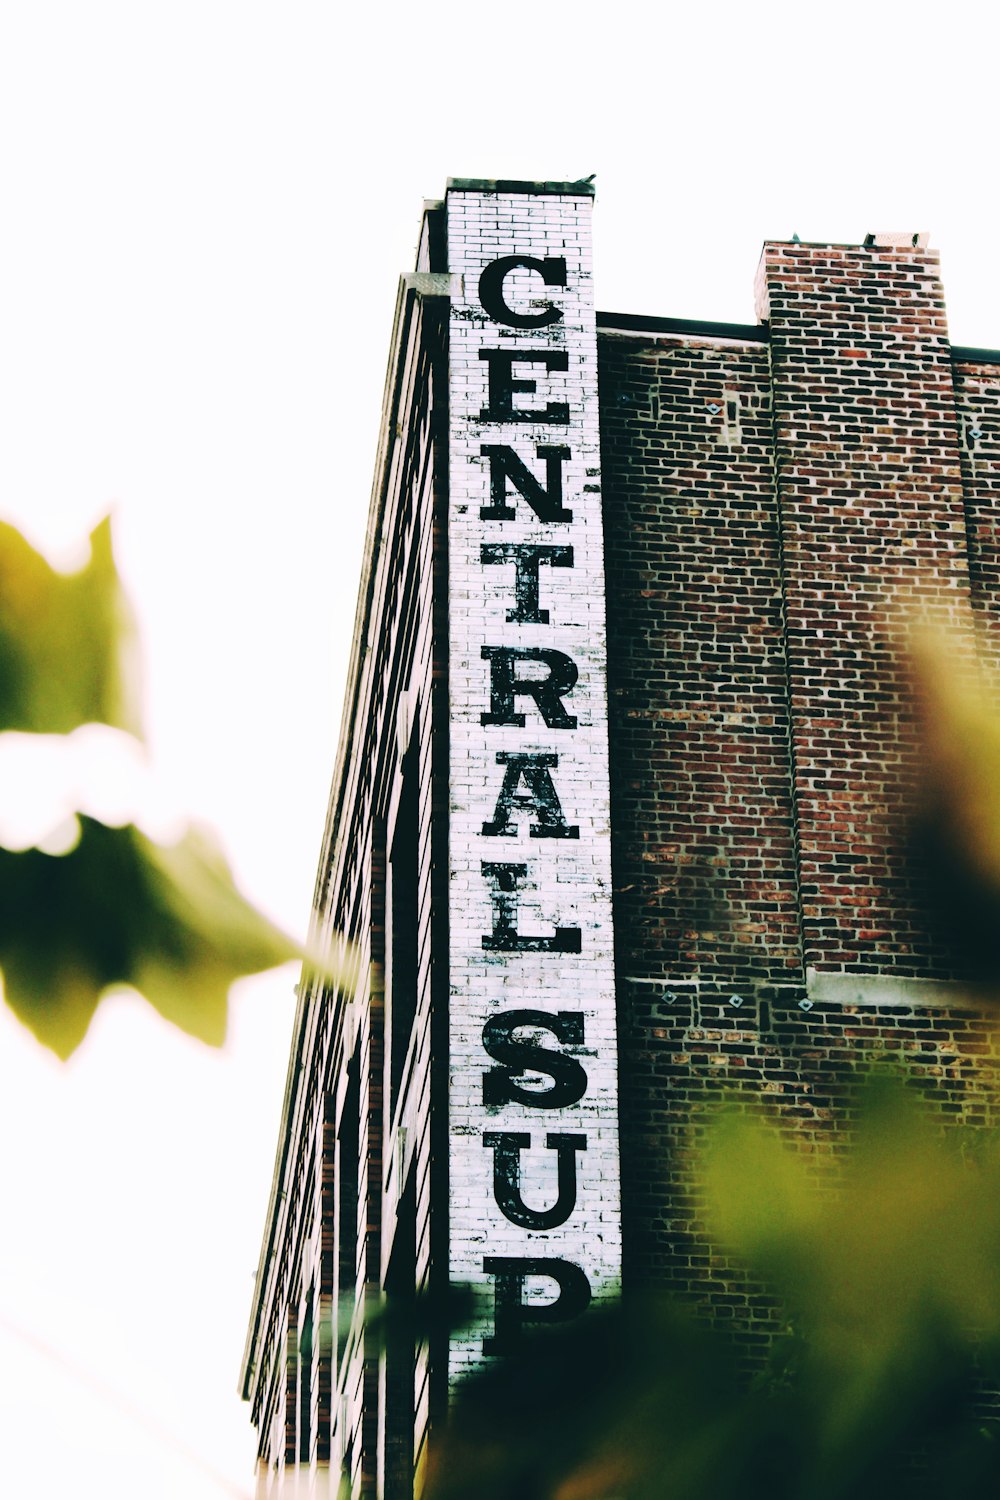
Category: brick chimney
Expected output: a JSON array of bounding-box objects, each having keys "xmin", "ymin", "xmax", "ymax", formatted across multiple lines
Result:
[{"xmin": 755, "ymin": 237, "xmax": 970, "ymax": 978}]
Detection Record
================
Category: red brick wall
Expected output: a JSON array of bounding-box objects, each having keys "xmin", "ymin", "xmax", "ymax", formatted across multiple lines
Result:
[
  {"xmin": 758, "ymin": 241, "xmax": 969, "ymax": 979},
  {"xmin": 610, "ymin": 981, "xmax": 1000, "ymax": 1352},
  {"xmin": 599, "ymin": 330, "xmax": 800, "ymax": 992},
  {"xmin": 597, "ymin": 247, "xmax": 1000, "ymax": 1333}
]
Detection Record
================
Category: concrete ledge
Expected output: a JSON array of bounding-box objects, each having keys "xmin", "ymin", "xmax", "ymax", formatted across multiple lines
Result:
[
  {"xmin": 402, "ymin": 271, "xmax": 462, "ymax": 299},
  {"xmin": 806, "ymin": 969, "xmax": 968, "ymax": 1009}
]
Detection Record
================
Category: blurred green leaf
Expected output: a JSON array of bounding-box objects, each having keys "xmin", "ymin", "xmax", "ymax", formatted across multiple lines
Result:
[
  {"xmin": 428, "ymin": 1298, "xmax": 779, "ymax": 1500},
  {"xmin": 0, "ymin": 815, "xmax": 322, "ymax": 1058},
  {"xmin": 367, "ymin": 1284, "xmax": 483, "ymax": 1354},
  {"xmin": 700, "ymin": 1076, "xmax": 1000, "ymax": 1494},
  {"xmin": 907, "ymin": 625, "xmax": 1000, "ymax": 990},
  {"xmin": 0, "ymin": 515, "xmax": 141, "ymax": 737}
]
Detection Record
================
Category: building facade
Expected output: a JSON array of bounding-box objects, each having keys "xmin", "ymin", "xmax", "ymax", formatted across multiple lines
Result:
[{"xmin": 240, "ymin": 180, "xmax": 1000, "ymax": 1498}]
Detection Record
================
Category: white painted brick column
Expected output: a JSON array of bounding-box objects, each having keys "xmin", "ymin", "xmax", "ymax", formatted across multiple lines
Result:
[{"xmin": 445, "ymin": 180, "xmax": 621, "ymax": 1384}]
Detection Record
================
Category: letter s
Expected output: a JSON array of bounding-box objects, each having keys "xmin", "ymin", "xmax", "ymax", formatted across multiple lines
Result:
[{"xmin": 482, "ymin": 1009, "xmax": 587, "ymax": 1108}]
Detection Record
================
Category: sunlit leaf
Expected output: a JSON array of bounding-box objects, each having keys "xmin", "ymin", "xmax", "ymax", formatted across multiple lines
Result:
[
  {"xmin": 0, "ymin": 815, "xmax": 343, "ymax": 1058},
  {"xmin": 0, "ymin": 515, "xmax": 142, "ymax": 736}
]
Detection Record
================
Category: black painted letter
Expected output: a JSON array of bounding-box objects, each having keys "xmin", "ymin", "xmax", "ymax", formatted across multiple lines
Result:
[
  {"xmin": 483, "ymin": 1132, "xmax": 587, "ymax": 1230},
  {"xmin": 480, "ymin": 543, "xmax": 574, "ymax": 624},
  {"xmin": 478, "ymin": 255, "xmax": 567, "ymax": 329},
  {"xmin": 479, "ymin": 350, "xmax": 569, "ymax": 424},
  {"xmin": 482, "ymin": 1257, "xmax": 592, "ymax": 1355},
  {"xmin": 479, "ymin": 445, "xmax": 572, "ymax": 523},
  {"xmin": 481, "ymin": 863, "xmax": 582, "ymax": 955},
  {"xmin": 481, "ymin": 1008, "xmax": 587, "ymax": 1107},
  {"xmin": 481, "ymin": 753, "xmax": 578, "ymax": 839},
  {"xmin": 481, "ymin": 647, "xmax": 578, "ymax": 729}
]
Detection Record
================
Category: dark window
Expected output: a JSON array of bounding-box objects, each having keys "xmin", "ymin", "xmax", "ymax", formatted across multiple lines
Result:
[
  {"xmin": 298, "ymin": 1285, "xmax": 314, "ymax": 1464},
  {"xmin": 283, "ymin": 1315, "xmax": 298, "ymax": 1466},
  {"xmin": 383, "ymin": 1178, "xmax": 417, "ymax": 1500},
  {"xmin": 388, "ymin": 735, "xmax": 420, "ymax": 1120},
  {"xmin": 337, "ymin": 1060, "xmax": 360, "ymax": 1371}
]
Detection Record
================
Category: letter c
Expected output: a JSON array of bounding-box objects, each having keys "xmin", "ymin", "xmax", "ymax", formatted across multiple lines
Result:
[{"xmin": 478, "ymin": 256, "xmax": 567, "ymax": 329}]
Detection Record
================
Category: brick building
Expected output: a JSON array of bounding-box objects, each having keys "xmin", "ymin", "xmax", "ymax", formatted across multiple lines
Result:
[{"xmin": 240, "ymin": 179, "xmax": 1000, "ymax": 1498}]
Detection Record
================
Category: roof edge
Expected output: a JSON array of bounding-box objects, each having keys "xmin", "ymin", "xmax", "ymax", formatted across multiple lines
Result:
[
  {"xmin": 597, "ymin": 311, "xmax": 768, "ymax": 343},
  {"xmin": 595, "ymin": 312, "xmax": 1000, "ymax": 363},
  {"xmin": 446, "ymin": 176, "xmax": 595, "ymax": 197},
  {"xmin": 953, "ymin": 344, "xmax": 1000, "ymax": 366}
]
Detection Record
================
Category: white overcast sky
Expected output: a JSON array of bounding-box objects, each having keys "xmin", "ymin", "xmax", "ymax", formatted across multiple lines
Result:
[{"xmin": 1, "ymin": 3, "xmax": 998, "ymax": 1497}]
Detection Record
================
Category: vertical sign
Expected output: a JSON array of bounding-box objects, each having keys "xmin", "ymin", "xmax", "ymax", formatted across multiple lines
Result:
[{"xmin": 446, "ymin": 180, "xmax": 621, "ymax": 1383}]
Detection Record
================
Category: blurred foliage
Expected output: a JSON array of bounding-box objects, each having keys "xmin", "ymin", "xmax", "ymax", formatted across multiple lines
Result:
[
  {"xmin": 0, "ymin": 517, "xmax": 341, "ymax": 1057},
  {"xmin": 701, "ymin": 1078, "xmax": 1000, "ymax": 1496},
  {"xmin": 429, "ymin": 623, "xmax": 1000, "ymax": 1500},
  {"xmin": 0, "ymin": 816, "xmax": 300, "ymax": 1058},
  {"xmin": 10, "ymin": 512, "xmax": 1000, "ymax": 1489},
  {"xmin": 431, "ymin": 1079, "xmax": 1000, "ymax": 1500},
  {"xmin": 430, "ymin": 1296, "xmax": 769, "ymax": 1500},
  {"xmin": 0, "ymin": 515, "xmax": 142, "ymax": 738},
  {"xmin": 908, "ymin": 625, "xmax": 1000, "ymax": 989}
]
